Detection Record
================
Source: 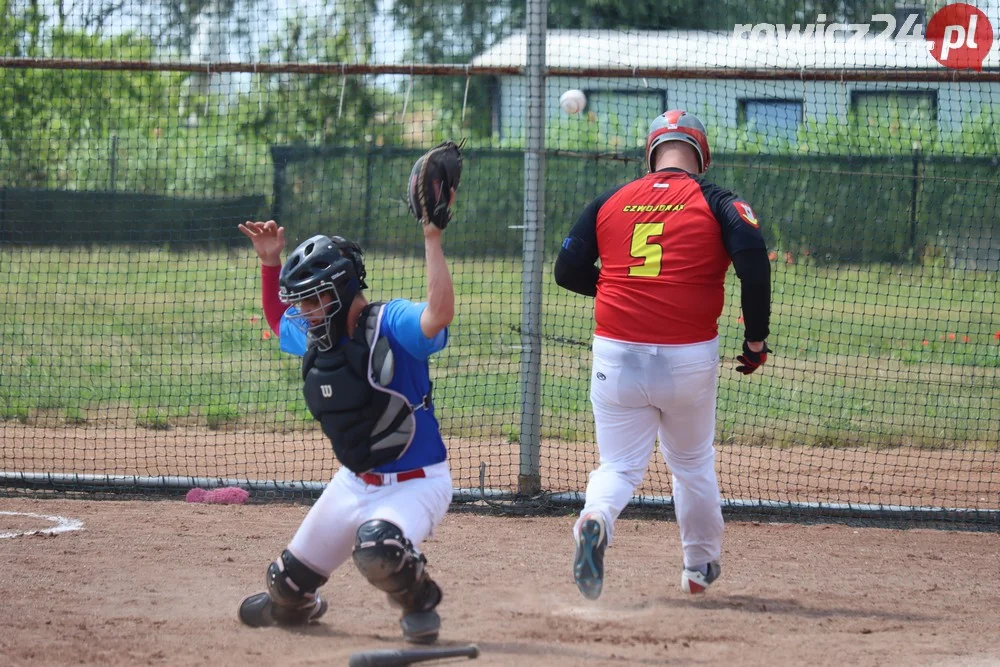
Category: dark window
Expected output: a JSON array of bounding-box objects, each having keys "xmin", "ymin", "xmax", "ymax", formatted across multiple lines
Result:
[
  {"xmin": 851, "ymin": 91, "xmax": 938, "ymax": 126},
  {"xmin": 737, "ymin": 99, "xmax": 803, "ymax": 143},
  {"xmin": 583, "ymin": 90, "xmax": 667, "ymax": 149}
]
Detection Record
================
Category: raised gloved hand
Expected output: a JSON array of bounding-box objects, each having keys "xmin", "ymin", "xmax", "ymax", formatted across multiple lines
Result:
[{"xmin": 407, "ymin": 140, "xmax": 463, "ymax": 230}]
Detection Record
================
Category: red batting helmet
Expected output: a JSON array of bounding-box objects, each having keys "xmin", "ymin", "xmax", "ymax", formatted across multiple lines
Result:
[{"xmin": 645, "ymin": 110, "xmax": 711, "ymax": 174}]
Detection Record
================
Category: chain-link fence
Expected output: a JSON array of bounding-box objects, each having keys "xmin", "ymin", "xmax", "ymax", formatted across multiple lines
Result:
[{"xmin": 1, "ymin": 0, "xmax": 998, "ymax": 525}]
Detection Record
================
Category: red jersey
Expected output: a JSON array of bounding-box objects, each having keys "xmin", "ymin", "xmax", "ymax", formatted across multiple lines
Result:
[{"xmin": 559, "ymin": 168, "xmax": 767, "ymax": 345}]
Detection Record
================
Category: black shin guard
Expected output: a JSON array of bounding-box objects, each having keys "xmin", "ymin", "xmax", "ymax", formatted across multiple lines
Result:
[
  {"xmin": 239, "ymin": 550, "xmax": 329, "ymax": 628},
  {"xmin": 266, "ymin": 549, "xmax": 328, "ymax": 613},
  {"xmin": 352, "ymin": 520, "xmax": 441, "ymax": 614}
]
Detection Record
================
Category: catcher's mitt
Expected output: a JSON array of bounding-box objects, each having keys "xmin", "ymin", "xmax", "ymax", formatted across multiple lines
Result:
[{"xmin": 407, "ymin": 140, "xmax": 463, "ymax": 230}]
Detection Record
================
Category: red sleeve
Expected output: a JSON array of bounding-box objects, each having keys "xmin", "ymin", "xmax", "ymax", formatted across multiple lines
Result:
[{"xmin": 261, "ymin": 264, "xmax": 286, "ymax": 336}]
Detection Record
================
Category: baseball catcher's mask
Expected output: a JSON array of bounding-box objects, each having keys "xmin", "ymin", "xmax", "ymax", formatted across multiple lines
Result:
[
  {"xmin": 645, "ymin": 109, "xmax": 711, "ymax": 174},
  {"xmin": 279, "ymin": 235, "xmax": 368, "ymax": 351}
]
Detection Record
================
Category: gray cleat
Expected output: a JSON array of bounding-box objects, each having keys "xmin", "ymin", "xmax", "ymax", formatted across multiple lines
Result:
[
  {"xmin": 573, "ymin": 516, "xmax": 608, "ymax": 600},
  {"xmin": 681, "ymin": 560, "xmax": 721, "ymax": 594}
]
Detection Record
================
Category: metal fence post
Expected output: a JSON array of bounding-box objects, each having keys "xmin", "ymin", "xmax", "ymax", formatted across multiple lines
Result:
[
  {"xmin": 109, "ymin": 134, "xmax": 119, "ymax": 192},
  {"xmin": 0, "ymin": 187, "xmax": 6, "ymax": 244},
  {"xmin": 518, "ymin": 0, "xmax": 546, "ymax": 496},
  {"xmin": 362, "ymin": 141, "xmax": 374, "ymax": 249},
  {"xmin": 269, "ymin": 146, "xmax": 289, "ymax": 223},
  {"xmin": 909, "ymin": 148, "xmax": 921, "ymax": 263}
]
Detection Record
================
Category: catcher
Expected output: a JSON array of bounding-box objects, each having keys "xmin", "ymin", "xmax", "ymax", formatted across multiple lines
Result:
[{"xmin": 236, "ymin": 141, "xmax": 463, "ymax": 643}]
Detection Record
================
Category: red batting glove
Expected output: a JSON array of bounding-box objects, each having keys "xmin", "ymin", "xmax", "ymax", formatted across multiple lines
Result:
[{"xmin": 736, "ymin": 340, "xmax": 771, "ymax": 375}]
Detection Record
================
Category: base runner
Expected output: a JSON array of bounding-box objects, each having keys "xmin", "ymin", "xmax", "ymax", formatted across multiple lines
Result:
[{"xmin": 554, "ymin": 110, "xmax": 772, "ymax": 599}]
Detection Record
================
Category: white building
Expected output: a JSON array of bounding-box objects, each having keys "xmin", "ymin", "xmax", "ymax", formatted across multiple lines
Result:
[{"xmin": 472, "ymin": 30, "xmax": 1000, "ymax": 149}]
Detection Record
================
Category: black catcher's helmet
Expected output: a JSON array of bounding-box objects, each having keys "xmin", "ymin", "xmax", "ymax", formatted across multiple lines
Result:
[{"xmin": 279, "ymin": 235, "xmax": 368, "ymax": 350}]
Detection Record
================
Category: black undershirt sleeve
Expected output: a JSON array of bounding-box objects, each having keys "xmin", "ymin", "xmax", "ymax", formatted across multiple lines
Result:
[
  {"xmin": 696, "ymin": 177, "xmax": 771, "ymax": 342},
  {"xmin": 554, "ymin": 185, "xmax": 624, "ymax": 297},
  {"xmin": 554, "ymin": 256, "xmax": 600, "ymax": 297},
  {"xmin": 730, "ymin": 247, "xmax": 771, "ymax": 342}
]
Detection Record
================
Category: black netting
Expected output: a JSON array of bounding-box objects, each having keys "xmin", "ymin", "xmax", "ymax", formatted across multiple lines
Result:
[{"xmin": 1, "ymin": 0, "xmax": 997, "ymax": 526}]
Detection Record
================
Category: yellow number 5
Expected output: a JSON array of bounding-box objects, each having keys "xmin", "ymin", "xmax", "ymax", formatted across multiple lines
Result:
[{"xmin": 628, "ymin": 222, "xmax": 665, "ymax": 277}]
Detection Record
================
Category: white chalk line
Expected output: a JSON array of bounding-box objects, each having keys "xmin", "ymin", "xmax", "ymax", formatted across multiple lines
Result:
[{"xmin": 0, "ymin": 511, "xmax": 84, "ymax": 539}]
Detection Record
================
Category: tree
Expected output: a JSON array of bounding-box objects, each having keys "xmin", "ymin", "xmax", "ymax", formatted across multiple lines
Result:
[
  {"xmin": 52, "ymin": 0, "xmax": 127, "ymax": 32},
  {"xmin": 152, "ymin": 0, "xmax": 246, "ymax": 55},
  {"xmin": 236, "ymin": 6, "xmax": 389, "ymax": 147},
  {"xmin": 0, "ymin": 1, "xmax": 169, "ymax": 187}
]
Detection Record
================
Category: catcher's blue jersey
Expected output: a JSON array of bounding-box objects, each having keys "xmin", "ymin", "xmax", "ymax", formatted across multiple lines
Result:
[{"xmin": 279, "ymin": 298, "xmax": 449, "ymax": 473}]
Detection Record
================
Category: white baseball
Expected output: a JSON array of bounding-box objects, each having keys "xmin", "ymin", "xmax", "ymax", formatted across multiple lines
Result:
[{"xmin": 559, "ymin": 89, "xmax": 587, "ymax": 115}]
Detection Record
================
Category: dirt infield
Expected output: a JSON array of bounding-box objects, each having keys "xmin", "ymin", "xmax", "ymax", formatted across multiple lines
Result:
[{"xmin": 1, "ymin": 497, "xmax": 998, "ymax": 667}]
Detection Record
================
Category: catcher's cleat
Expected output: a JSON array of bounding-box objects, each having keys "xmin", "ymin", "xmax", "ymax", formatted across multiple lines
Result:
[
  {"xmin": 681, "ymin": 560, "xmax": 721, "ymax": 594},
  {"xmin": 573, "ymin": 516, "xmax": 608, "ymax": 600},
  {"xmin": 400, "ymin": 609, "xmax": 441, "ymax": 644},
  {"xmin": 238, "ymin": 591, "xmax": 328, "ymax": 628},
  {"xmin": 395, "ymin": 578, "xmax": 442, "ymax": 644}
]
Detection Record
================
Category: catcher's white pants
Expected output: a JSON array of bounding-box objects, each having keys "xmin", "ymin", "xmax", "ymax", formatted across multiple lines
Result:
[
  {"xmin": 576, "ymin": 336, "xmax": 724, "ymax": 569},
  {"xmin": 288, "ymin": 462, "xmax": 453, "ymax": 576}
]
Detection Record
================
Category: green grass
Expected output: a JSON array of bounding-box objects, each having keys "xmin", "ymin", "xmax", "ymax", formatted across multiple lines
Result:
[{"xmin": 1, "ymin": 247, "xmax": 997, "ymax": 448}]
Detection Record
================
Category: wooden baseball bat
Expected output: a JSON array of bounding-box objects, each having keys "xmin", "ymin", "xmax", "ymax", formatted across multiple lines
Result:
[{"xmin": 347, "ymin": 644, "xmax": 479, "ymax": 667}]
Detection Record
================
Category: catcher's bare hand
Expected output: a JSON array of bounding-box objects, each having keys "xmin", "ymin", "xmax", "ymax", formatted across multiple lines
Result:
[
  {"xmin": 408, "ymin": 140, "xmax": 463, "ymax": 230},
  {"xmin": 238, "ymin": 220, "xmax": 285, "ymax": 266}
]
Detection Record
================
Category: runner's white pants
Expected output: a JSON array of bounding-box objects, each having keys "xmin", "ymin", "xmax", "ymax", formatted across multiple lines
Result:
[
  {"xmin": 288, "ymin": 462, "xmax": 453, "ymax": 576},
  {"xmin": 576, "ymin": 336, "xmax": 724, "ymax": 569}
]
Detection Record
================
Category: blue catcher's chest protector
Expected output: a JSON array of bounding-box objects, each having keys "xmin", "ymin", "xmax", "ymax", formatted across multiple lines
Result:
[{"xmin": 301, "ymin": 303, "xmax": 428, "ymax": 473}]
